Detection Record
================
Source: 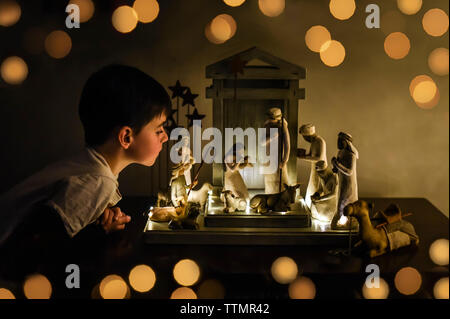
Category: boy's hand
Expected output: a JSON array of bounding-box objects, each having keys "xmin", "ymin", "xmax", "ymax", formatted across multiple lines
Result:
[{"xmin": 100, "ymin": 207, "xmax": 131, "ymax": 233}]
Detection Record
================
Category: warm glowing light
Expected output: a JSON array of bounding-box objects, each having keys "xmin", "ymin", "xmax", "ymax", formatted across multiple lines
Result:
[
  {"xmin": 329, "ymin": 0, "xmax": 355, "ymax": 20},
  {"xmin": 362, "ymin": 278, "xmax": 389, "ymax": 299},
  {"xmin": 1, "ymin": 56, "xmax": 28, "ymax": 85},
  {"xmin": 288, "ymin": 276, "xmax": 316, "ymax": 299},
  {"xmin": 428, "ymin": 48, "xmax": 449, "ymax": 76},
  {"xmin": 223, "ymin": 0, "xmax": 246, "ymax": 7},
  {"xmin": 197, "ymin": 279, "xmax": 226, "ymax": 299},
  {"xmin": 133, "ymin": 0, "xmax": 159, "ymax": 23},
  {"xmin": 112, "ymin": 5, "xmax": 138, "ymax": 33},
  {"xmin": 68, "ymin": 0, "xmax": 95, "ymax": 23},
  {"xmin": 211, "ymin": 15, "xmax": 233, "ymax": 42},
  {"xmin": 413, "ymin": 81, "xmax": 437, "ymax": 104},
  {"xmin": 397, "ymin": 0, "xmax": 422, "ymax": 15},
  {"xmin": 337, "ymin": 215, "xmax": 348, "ymax": 226},
  {"xmin": 384, "ymin": 32, "xmax": 410, "ymax": 60},
  {"xmin": 170, "ymin": 287, "xmax": 197, "ymax": 299},
  {"xmin": 271, "ymin": 257, "xmax": 298, "ymax": 284},
  {"xmin": 394, "ymin": 267, "xmax": 422, "ymax": 295},
  {"xmin": 381, "ymin": 10, "xmax": 406, "ymax": 35},
  {"xmin": 0, "ymin": 288, "xmax": 15, "ymax": 299},
  {"xmin": 173, "ymin": 259, "xmax": 201, "ymax": 286},
  {"xmin": 129, "ymin": 264, "xmax": 156, "ymax": 293},
  {"xmin": 0, "ymin": 0, "xmax": 21, "ymax": 27},
  {"xmin": 258, "ymin": 0, "xmax": 285, "ymax": 18},
  {"xmin": 205, "ymin": 22, "xmax": 224, "ymax": 44},
  {"xmin": 320, "ymin": 40, "xmax": 346, "ymax": 67},
  {"xmin": 422, "ymin": 9, "xmax": 449, "ymax": 37},
  {"xmin": 409, "ymin": 75, "xmax": 440, "ymax": 109},
  {"xmin": 433, "ymin": 277, "xmax": 449, "ymax": 299},
  {"xmin": 429, "ymin": 239, "xmax": 449, "ymax": 266},
  {"xmin": 45, "ymin": 30, "xmax": 72, "ymax": 59},
  {"xmin": 23, "ymin": 274, "xmax": 52, "ymax": 299},
  {"xmin": 99, "ymin": 275, "xmax": 128, "ymax": 299},
  {"xmin": 305, "ymin": 25, "xmax": 331, "ymax": 53}
]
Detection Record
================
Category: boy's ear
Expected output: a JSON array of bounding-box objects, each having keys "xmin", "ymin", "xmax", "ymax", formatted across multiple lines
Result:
[{"xmin": 118, "ymin": 126, "xmax": 133, "ymax": 149}]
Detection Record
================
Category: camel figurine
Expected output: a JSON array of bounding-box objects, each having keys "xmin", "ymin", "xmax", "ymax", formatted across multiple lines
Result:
[{"xmin": 250, "ymin": 184, "xmax": 300, "ymax": 214}]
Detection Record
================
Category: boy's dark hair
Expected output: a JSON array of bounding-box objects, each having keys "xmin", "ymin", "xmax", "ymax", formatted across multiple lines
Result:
[{"xmin": 79, "ymin": 64, "xmax": 171, "ymax": 147}]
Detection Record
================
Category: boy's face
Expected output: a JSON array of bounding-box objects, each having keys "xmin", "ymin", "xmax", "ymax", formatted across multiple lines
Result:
[{"xmin": 129, "ymin": 113, "xmax": 168, "ymax": 166}]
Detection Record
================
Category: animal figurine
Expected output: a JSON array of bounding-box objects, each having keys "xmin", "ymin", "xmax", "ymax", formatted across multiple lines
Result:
[
  {"xmin": 168, "ymin": 202, "xmax": 201, "ymax": 230},
  {"xmin": 344, "ymin": 200, "xmax": 419, "ymax": 258},
  {"xmin": 250, "ymin": 184, "xmax": 300, "ymax": 214},
  {"xmin": 189, "ymin": 182, "xmax": 213, "ymax": 211},
  {"xmin": 221, "ymin": 190, "xmax": 247, "ymax": 213}
]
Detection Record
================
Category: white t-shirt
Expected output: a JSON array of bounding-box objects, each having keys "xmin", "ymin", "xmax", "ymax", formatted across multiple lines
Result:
[{"xmin": 0, "ymin": 148, "xmax": 122, "ymax": 243}]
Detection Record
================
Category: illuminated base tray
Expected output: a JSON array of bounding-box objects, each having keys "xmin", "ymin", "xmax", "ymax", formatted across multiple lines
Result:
[{"xmin": 204, "ymin": 212, "xmax": 311, "ymax": 228}]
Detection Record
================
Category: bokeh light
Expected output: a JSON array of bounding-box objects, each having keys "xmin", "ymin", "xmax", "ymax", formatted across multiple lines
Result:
[
  {"xmin": 271, "ymin": 257, "xmax": 298, "ymax": 284},
  {"xmin": 112, "ymin": 5, "xmax": 138, "ymax": 33},
  {"xmin": 170, "ymin": 287, "xmax": 197, "ymax": 299},
  {"xmin": 381, "ymin": 10, "xmax": 406, "ymax": 35},
  {"xmin": 23, "ymin": 274, "xmax": 52, "ymax": 299},
  {"xmin": 205, "ymin": 22, "xmax": 224, "ymax": 44},
  {"xmin": 205, "ymin": 14, "xmax": 236, "ymax": 44},
  {"xmin": 397, "ymin": 0, "xmax": 422, "ymax": 15},
  {"xmin": 258, "ymin": 0, "xmax": 285, "ymax": 18},
  {"xmin": 409, "ymin": 75, "xmax": 439, "ymax": 109},
  {"xmin": 129, "ymin": 264, "xmax": 156, "ymax": 293},
  {"xmin": 288, "ymin": 276, "xmax": 316, "ymax": 299},
  {"xmin": 23, "ymin": 27, "xmax": 46, "ymax": 55},
  {"xmin": 428, "ymin": 48, "xmax": 449, "ymax": 76},
  {"xmin": 99, "ymin": 275, "xmax": 128, "ymax": 299},
  {"xmin": 223, "ymin": 0, "xmax": 246, "ymax": 7},
  {"xmin": 1, "ymin": 56, "xmax": 28, "ymax": 85},
  {"xmin": 320, "ymin": 40, "xmax": 346, "ymax": 67},
  {"xmin": 173, "ymin": 259, "xmax": 200, "ymax": 286},
  {"xmin": 0, "ymin": 0, "xmax": 21, "ymax": 27},
  {"xmin": 362, "ymin": 278, "xmax": 389, "ymax": 299},
  {"xmin": 433, "ymin": 277, "xmax": 449, "ymax": 299},
  {"xmin": 329, "ymin": 0, "xmax": 356, "ymax": 20},
  {"xmin": 305, "ymin": 25, "xmax": 331, "ymax": 53},
  {"xmin": 0, "ymin": 288, "xmax": 15, "ymax": 299},
  {"xmin": 429, "ymin": 239, "xmax": 449, "ymax": 266},
  {"xmin": 394, "ymin": 267, "xmax": 422, "ymax": 295},
  {"xmin": 197, "ymin": 279, "xmax": 226, "ymax": 299},
  {"xmin": 68, "ymin": 0, "xmax": 95, "ymax": 23},
  {"xmin": 384, "ymin": 32, "xmax": 410, "ymax": 60},
  {"xmin": 422, "ymin": 9, "xmax": 449, "ymax": 37},
  {"xmin": 133, "ymin": 0, "xmax": 159, "ymax": 23},
  {"xmin": 45, "ymin": 30, "xmax": 72, "ymax": 59}
]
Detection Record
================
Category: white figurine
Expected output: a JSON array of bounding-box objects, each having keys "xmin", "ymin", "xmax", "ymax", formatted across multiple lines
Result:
[
  {"xmin": 331, "ymin": 132, "xmax": 359, "ymax": 229},
  {"xmin": 297, "ymin": 124, "xmax": 327, "ymax": 208},
  {"xmin": 310, "ymin": 160, "xmax": 338, "ymax": 222},
  {"xmin": 262, "ymin": 107, "xmax": 291, "ymax": 194},
  {"xmin": 224, "ymin": 143, "xmax": 252, "ymax": 201},
  {"xmin": 179, "ymin": 136, "xmax": 194, "ymax": 185},
  {"xmin": 170, "ymin": 161, "xmax": 193, "ymax": 207}
]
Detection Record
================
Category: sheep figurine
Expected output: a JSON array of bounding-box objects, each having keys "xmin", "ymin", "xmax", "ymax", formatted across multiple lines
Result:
[
  {"xmin": 220, "ymin": 190, "xmax": 247, "ymax": 213},
  {"xmin": 250, "ymin": 184, "xmax": 300, "ymax": 214},
  {"xmin": 188, "ymin": 182, "xmax": 213, "ymax": 211}
]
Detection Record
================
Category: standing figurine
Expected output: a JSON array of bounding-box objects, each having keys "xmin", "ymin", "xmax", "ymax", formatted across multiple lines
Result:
[
  {"xmin": 310, "ymin": 160, "xmax": 338, "ymax": 222},
  {"xmin": 179, "ymin": 135, "xmax": 195, "ymax": 185},
  {"xmin": 331, "ymin": 132, "xmax": 359, "ymax": 229},
  {"xmin": 224, "ymin": 143, "xmax": 252, "ymax": 201},
  {"xmin": 170, "ymin": 161, "xmax": 196, "ymax": 208},
  {"xmin": 262, "ymin": 107, "xmax": 291, "ymax": 194},
  {"xmin": 297, "ymin": 124, "xmax": 327, "ymax": 208}
]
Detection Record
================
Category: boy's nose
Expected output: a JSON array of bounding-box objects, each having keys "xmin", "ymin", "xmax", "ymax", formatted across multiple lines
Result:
[{"xmin": 161, "ymin": 130, "xmax": 169, "ymax": 143}]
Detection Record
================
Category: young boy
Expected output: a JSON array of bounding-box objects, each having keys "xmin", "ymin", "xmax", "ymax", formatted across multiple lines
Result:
[{"xmin": 0, "ymin": 65, "xmax": 170, "ymax": 276}]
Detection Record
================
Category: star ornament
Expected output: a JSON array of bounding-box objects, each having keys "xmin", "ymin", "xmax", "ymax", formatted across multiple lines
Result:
[
  {"xmin": 229, "ymin": 55, "xmax": 247, "ymax": 75},
  {"xmin": 186, "ymin": 108, "xmax": 206, "ymax": 127},
  {"xmin": 182, "ymin": 88, "xmax": 199, "ymax": 107},
  {"xmin": 168, "ymin": 80, "xmax": 187, "ymax": 99}
]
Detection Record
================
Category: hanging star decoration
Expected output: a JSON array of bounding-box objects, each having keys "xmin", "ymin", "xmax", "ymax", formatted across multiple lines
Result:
[
  {"xmin": 164, "ymin": 108, "xmax": 178, "ymax": 134},
  {"xmin": 229, "ymin": 55, "xmax": 247, "ymax": 76},
  {"xmin": 182, "ymin": 88, "xmax": 199, "ymax": 107},
  {"xmin": 168, "ymin": 80, "xmax": 187, "ymax": 99},
  {"xmin": 186, "ymin": 108, "xmax": 206, "ymax": 127}
]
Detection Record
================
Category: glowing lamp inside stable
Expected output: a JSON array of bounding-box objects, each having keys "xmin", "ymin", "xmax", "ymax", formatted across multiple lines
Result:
[
  {"xmin": 171, "ymin": 287, "xmax": 197, "ymax": 299},
  {"xmin": 422, "ymin": 9, "xmax": 449, "ymax": 37},
  {"xmin": 258, "ymin": 0, "xmax": 285, "ymax": 18},
  {"xmin": 433, "ymin": 277, "xmax": 449, "ymax": 299},
  {"xmin": 197, "ymin": 279, "xmax": 226, "ymax": 299},
  {"xmin": 133, "ymin": 0, "xmax": 159, "ymax": 23},
  {"xmin": 223, "ymin": 0, "xmax": 246, "ymax": 7},
  {"xmin": 173, "ymin": 259, "xmax": 200, "ymax": 286},
  {"xmin": 0, "ymin": 0, "xmax": 21, "ymax": 27},
  {"xmin": 0, "ymin": 288, "xmax": 15, "ymax": 299},
  {"xmin": 0, "ymin": 56, "xmax": 28, "ymax": 85},
  {"xmin": 428, "ymin": 48, "xmax": 449, "ymax": 76},
  {"xmin": 45, "ymin": 30, "xmax": 72, "ymax": 59},
  {"xmin": 23, "ymin": 274, "xmax": 52, "ymax": 299},
  {"xmin": 112, "ymin": 5, "xmax": 138, "ymax": 33},
  {"xmin": 129, "ymin": 264, "xmax": 156, "ymax": 293},
  {"xmin": 397, "ymin": 0, "xmax": 422, "ymax": 15},
  {"xmin": 320, "ymin": 40, "xmax": 346, "ymax": 67},
  {"xmin": 99, "ymin": 275, "xmax": 128, "ymax": 299},
  {"xmin": 271, "ymin": 257, "xmax": 298, "ymax": 284},
  {"xmin": 329, "ymin": 0, "xmax": 356, "ymax": 20},
  {"xmin": 288, "ymin": 276, "xmax": 316, "ymax": 299},
  {"xmin": 384, "ymin": 32, "xmax": 410, "ymax": 60},
  {"xmin": 305, "ymin": 25, "xmax": 331, "ymax": 53},
  {"xmin": 362, "ymin": 277, "xmax": 389, "ymax": 299},
  {"xmin": 68, "ymin": 0, "xmax": 95, "ymax": 23},
  {"xmin": 429, "ymin": 239, "xmax": 449, "ymax": 266},
  {"xmin": 394, "ymin": 267, "xmax": 422, "ymax": 295}
]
